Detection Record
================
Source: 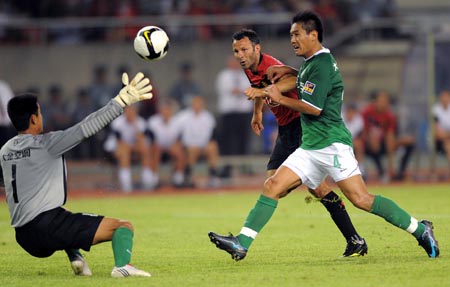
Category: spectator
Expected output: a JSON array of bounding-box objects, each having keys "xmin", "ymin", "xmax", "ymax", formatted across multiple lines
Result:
[
  {"xmin": 342, "ymin": 103, "xmax": 365, "ymax": 176},
  {"xmin": 169, "ymin": 62, "xmax": 202, "ymax": 109},
  {"xmin": 0, "ymin": 79, "xmax": 14, "ymax": 147},
  {"xmin": 432, "ymin": 90, "xmax": 450, "ymax": 170},
  {"xmin": 88, "ymin": 64, "xmax": 114, "ymax": 157},
  {"xmin": 106, "ymin": 104, "xmax": 156, "ymax": 192},
  {"xmin": 113, "ymin": 0, "xmax": 139, "ymax": 41},
  {"xmin": 70, "ymin": 88, "xmax": 97, "ymax": 159},
  {"xmin": 42, "ymin": 84, "xmax": 72, "ymax": 132},
  {"xmin": 147, "ymin": 98, "xmax": 187, "ymax": 188},
  {"xmin": 215, "ymin": 55, "xmax": 253, "ymax": 156},
  {"xmin": 314, "ymin": 0, "xmax": 342, "ymax": 35},
  {"xmin": 177, "ymin": 96, "xmax": 220, "ymax": 187},
  {"xmin": 89, "ymin": 64, "xmax": 113, "ymax": 109},
  {"xmin": 138, "ymin": 70, "xmax": 159, "ymax": 120},
  {"xmin": 361, "ymin": 90, "xmax": 414, "ymax": 182}
]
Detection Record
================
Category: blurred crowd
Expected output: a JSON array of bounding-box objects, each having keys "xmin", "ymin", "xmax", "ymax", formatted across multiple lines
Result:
[
  {"xmin": 1, "ymin": 58, "xmax": 449, "ymax": 192},
  {"xmin": 0, "ymin": 0, "xmax": 397, "ymax": 44}
]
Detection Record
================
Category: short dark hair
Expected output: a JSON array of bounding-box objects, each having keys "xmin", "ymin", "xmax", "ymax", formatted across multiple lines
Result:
[
  {"xmin": 292, "ymin": 11, "xmax": 324, "ymax": 43},
  {"xmin": 7, "ymin": 93, "xmax": 39, "ymax": 132},
  {"xmin": 232, "ymin": 29, "xmax": 261, "ymax": 45}
]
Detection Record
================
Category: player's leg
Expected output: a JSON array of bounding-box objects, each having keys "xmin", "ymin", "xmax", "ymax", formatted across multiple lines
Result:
[
  {"xmin": 184, "ymin": 146, "xmax": 201, "ymax": 186},
  {"xmin": 115, "ymin": 142, "xmax": 133, "ymax": 192},
  {"xmin": 168, "ymin": 142, "xmax": 187, "ymax": 187},
  {"xmin": 135, "ymin": 136, "xmax": 157, "ymax": 189},
  {"xmin": 337, "ymin": 175, "xmax": 439, "ymax": 257},
  {"xmin": 394, "ymin": 135, "xmax": 415, "ymax": 181},
  {"xmin": 205, "ymin": 140, "xmax": 220, "ymax": 187},
  {"xmin": 93, "ymin": 217, "xmax": 151, "ymax": 277},
  {"xmin": 65, "ymin": 249, "xmax": 92, "ymax": 276},
  {"xmin": 311, "ymin": 182, "xmax": 368, "ymax": 257},
  {"xmin": 209, "ymin": 164, "xmax": 302, "ymax": 261}
]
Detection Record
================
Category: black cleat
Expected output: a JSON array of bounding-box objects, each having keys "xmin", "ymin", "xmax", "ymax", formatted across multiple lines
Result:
[
  {"xmin": 342, "ymin": 236, "xmax": 368, "ymax": 257},
  {"xmin": 417, "ymin": 220, "xmax": 439, "ymax": 258},
  {"xmin": 208, "ymin": 231, "xmax": 247, "ymax": 261}
]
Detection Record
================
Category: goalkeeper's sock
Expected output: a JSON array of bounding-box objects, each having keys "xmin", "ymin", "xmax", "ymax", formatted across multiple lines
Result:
[
  {"xmin": 112, "ymin": 227, "xmax": 134, "ymax": 267},
  {"xmin": 320, "ymin": 191, "xmax": 360, "ymax": 242},
  {"xmin": 370, "ymin": 195, "xmax": 425, "ymax": 238},
  {"xmin": 237, "ymin": 195, "xmax": 278, "ymax": 249}
]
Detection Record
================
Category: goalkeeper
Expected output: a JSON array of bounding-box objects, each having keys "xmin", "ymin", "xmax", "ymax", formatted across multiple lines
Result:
[{"xmin": 0, "ymin": 72, "xmax": 153, "ymax": 278}]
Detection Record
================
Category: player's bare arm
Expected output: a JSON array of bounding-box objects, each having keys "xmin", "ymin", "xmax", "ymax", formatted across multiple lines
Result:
[
  {"xmin": 251, "ymin": 98, "xmax": 264, "ymax": 136},
  {"xmin": 267, "ymin": 65, "xmax": 298, "ymax": 83},
  {"xmin": 244, "ymin": 86, "xmax": 265, "ymax": 100},
  {"xmin": 273, "ymin": 74, "xmax": 297, "ymax": 93},
  {"xmin": 264, "ymin": 84, "xmax": 321, "ymax": 116}
]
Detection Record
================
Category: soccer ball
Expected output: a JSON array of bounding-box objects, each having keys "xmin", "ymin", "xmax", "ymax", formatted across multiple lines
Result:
[{"xmin": 133, "ymin": 26, "xmax": 169, "ymax": 61}]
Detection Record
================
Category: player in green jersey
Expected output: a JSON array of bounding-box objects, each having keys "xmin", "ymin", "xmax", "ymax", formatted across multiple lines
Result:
[{"xmin": 208, "ymin": 11, "xmax": 439, "ymax": 261}]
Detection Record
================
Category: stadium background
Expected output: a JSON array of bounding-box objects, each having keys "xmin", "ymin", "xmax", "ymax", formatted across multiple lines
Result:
[{"xmin": 1, "ymin": 0, "xmax": 449, "ymax": 188}]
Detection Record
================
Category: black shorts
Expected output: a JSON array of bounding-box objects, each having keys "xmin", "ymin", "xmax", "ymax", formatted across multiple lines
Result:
[
  {"xmin": 15, "ymin": 207, "xmax": 104, "ymax": 258},
  {"xmin": 267, "ymin": 118, "xmax": 302, "ymax": 170}
]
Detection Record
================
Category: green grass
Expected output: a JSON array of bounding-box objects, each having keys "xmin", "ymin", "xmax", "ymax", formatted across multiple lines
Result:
[{"xmin": 0, "ymin": 184, "xmax": 449, "ymax": 287}]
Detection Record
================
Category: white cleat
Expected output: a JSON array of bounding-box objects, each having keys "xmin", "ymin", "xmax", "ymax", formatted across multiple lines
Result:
[
  {"xmin": 71, "ymin": 255, "xmax": 92, "ymax": 276},
  {"xmin": 111, "ymin": 264, "xmax": 151, "ymax": 278}
]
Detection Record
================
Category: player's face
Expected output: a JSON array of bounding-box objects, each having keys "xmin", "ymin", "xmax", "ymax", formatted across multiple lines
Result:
[
  {"xmin": 290, "ymin": 23, "xmax": 317, "ymax": 58},
  {"xmin": 232, "ymin": 37, "xmax": 261, "ymax": 72}
]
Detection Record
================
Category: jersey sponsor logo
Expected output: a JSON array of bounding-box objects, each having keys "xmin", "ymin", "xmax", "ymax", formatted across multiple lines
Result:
[
  {"xmin": 2, "ymin": 149, "xmax": 31, "ymax": 161},
  {"xmin": 303, "ymin": 81, "xmax": 316, "ymax": 95}
]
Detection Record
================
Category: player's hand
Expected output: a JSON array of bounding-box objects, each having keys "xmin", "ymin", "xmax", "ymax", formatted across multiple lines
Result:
[
  {"xmin": 264, "ymin": 84, "xmax": 283, "ymax": 104},
  {"xmin": 245, "ymin": 87, "xmax": 265, "ymax": 100},
  {"xmin": 114, "ymin": 72, "xmax": 153, "ymax": 107},
  {"xmin": 251, "ymin": 112, "xmax": 264, "ymax": 136}
]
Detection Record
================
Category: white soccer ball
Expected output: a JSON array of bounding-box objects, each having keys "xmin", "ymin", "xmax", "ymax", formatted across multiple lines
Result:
[{"xmin": 133, "ymin": 26, "xmax": 169, "ymax": 61}]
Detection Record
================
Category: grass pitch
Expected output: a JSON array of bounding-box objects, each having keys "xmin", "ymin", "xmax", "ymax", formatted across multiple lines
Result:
[{"xmin": 0, "ymin": 184, "xmax": 448, "ymax": 287}]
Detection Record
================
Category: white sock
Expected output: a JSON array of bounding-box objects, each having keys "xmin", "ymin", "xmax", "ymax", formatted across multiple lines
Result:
[
  {"xmin": 119, "ymin": 168, "xmax": 132, "ymax": 192},
  {"xmin": 172, "ymin": 171, "xmax": 185, "ymax": 185},
  {"xmin": 142, "ymin": 168, "xmax": 157, "ymax": 189}
]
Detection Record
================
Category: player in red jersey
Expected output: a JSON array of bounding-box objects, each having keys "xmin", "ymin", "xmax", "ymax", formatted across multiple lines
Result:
[{"xmin": 210, "ymin": 29, "xmax": 367, "ymax": 257}]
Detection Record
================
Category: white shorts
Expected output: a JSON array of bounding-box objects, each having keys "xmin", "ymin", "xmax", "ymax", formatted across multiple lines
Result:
[{"xmin": 282, "ymin": 143, "xmax": 361, "ymax": 190}]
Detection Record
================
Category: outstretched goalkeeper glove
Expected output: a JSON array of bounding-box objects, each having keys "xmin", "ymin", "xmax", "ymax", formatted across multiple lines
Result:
[{"xmin": 114, "ymin": 72, "xmax": 153, "ymax": 107}]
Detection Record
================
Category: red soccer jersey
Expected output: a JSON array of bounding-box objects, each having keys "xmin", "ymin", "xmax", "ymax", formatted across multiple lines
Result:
[
  {"xmin": 361, "ymin": 105, "xmax": 397, "ymax": 138},
  {"xmin": 243, "ymin": 53, "xmax": 300, "ymax": 126}
]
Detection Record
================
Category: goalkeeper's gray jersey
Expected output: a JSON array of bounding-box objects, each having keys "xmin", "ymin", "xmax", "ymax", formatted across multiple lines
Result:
[{"xmin": 0, "ymin": 100, "xmax": 123, "ymax": 227}]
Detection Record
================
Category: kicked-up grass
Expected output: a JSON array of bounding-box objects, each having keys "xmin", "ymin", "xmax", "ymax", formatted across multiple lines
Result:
[{"xmin": 0, "ymin": 184, "xmax": 448, "ymax": 287}]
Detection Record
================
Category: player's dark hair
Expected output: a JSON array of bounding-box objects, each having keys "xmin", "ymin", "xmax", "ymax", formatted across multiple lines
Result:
[
  {"xmin": 7, "ymin": 93, "xmax": 39, "ymax": 132},
  {"xmin": 232, "ymin": 29, "xmax": 261, "ymax": 45},
  {"xmin": 292, "ymin": 11, "xmax": 323, "ymax": 43}
]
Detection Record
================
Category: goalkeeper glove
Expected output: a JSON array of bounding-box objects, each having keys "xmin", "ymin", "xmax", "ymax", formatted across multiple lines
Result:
[{"xmin": 114, "ymin": 72, "xmax": 153, "ymax": 107}]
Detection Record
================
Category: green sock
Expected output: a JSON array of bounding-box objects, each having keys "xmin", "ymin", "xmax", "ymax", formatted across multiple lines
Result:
[
  {"xmin": 112, "ymin": 227, "xmax": 134, "ymax": 267},
  {"xmin": 237, "ymin": 195, "xmax": 278, "ymax": 249},
  {"xmin": 370, "ymin": 195, "xmax": 425, "ymax": 238}
]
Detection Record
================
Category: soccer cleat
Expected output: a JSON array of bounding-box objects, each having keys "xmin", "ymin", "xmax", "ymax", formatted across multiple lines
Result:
[
  {"xmin": 208, "ymin": 231, "xmax": 247, "ymax": 261},
  {"xmin": 417, "ymin": 220, "xmax": 440, "ymax": 258},
  {"xmin": 111, "ymin": 264, "xmax": 151, "ymax": 278},
  {"xmin": 70, "ymin": 254, "xmax": 92, "ymax": 276},
  {"xmin": 342, "ymin": 236, "xmax": 368, "ymax": 257}
]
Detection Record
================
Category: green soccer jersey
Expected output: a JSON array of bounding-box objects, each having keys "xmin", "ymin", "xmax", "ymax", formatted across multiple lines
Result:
[{"xmin": 296, "ymin": 48, "xmax": 353, "ymax": 150}]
